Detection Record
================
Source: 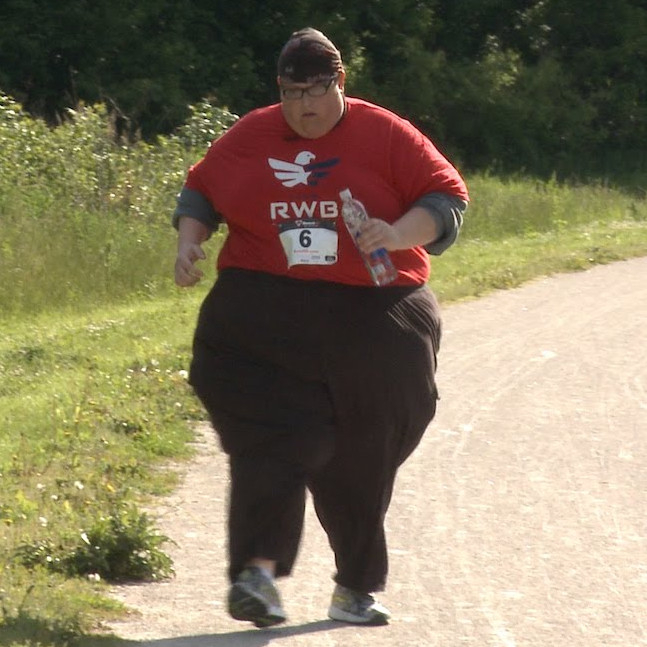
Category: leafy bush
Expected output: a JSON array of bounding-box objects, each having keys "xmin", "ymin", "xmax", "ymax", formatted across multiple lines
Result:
[
  {"xmin": 0, "ymin": 92, "xmax": 230, "ymax": 320},
  {"xmin": 175, "ymin": 99, "xmax": 239, "ymax": 150},
  {"xmin": 14, "ymin": 503, "xmax": 174, "ymax": 583}
]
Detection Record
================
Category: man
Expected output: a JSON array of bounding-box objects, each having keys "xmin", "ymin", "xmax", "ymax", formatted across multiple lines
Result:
[{"xmin": 173, "ymin": 27, "xmax": 468, "ymax": 627}]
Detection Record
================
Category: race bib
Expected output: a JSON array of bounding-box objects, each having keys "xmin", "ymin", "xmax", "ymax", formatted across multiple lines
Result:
[{"xmin": 278, "ymin": 219, "xmax": 338, "ymax": 267}]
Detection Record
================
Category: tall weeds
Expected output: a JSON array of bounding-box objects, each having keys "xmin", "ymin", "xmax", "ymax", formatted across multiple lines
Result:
[
  {"xmin": 0, "ymin": 94, "xmax": 235, "ymax": 320},
  {"xmin": 2, "ymin": 91, "xmax": 645, "ymax": 323}
]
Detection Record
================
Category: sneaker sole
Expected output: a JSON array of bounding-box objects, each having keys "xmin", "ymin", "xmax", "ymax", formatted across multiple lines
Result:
[
  {"xmin": 228, "ymin": 583, "xmax": 286, "ymax": 628},
  {"xmin": 328, "ymin": 605, "xmax": 390, "ymax": 626}
]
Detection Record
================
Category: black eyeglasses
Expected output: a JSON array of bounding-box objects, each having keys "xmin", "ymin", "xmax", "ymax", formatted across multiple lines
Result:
[{"xmin": 280, "ymin": 76, "xmax": 338, "ymax": 100}]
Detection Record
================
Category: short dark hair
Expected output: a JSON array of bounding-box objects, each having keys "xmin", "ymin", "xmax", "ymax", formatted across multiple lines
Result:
[{"xmin": 277, "ymin": 27, "xmax": 344, "ymax": 82}]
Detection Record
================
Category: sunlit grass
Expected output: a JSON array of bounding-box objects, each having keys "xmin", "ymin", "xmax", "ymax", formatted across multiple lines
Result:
[
  {"xmin": 432, "ymin": 219, "xmax": 647, "ymax": 302},
  {"xmin": 0, "ymin": 294, "xmax": 209, "ymax": 644}
]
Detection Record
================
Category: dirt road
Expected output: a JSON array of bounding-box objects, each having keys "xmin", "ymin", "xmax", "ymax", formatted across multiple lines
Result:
[{"xmin": 107, "ymin": 256, "xmax": 647, "ymax": 647}]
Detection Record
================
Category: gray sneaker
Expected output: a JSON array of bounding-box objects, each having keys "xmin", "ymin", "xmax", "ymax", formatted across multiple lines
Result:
[
  {"xmin": 328, "ymin": 584, "xmax": 391, "ymax": 625},
  {"xmin": 227, "ymin": 566, "xmax": 287, "ymax": 628}
]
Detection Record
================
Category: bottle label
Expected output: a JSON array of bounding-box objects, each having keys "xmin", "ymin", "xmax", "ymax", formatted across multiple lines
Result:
[{"xmin": 278, "ymin": 219, "xmax": 338, "ymax": 267}]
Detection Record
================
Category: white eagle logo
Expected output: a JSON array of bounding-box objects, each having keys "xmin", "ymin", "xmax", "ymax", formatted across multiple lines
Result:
[{"xmin": 268, "ymin": 151, "xmax": 340, "ymax": 187}]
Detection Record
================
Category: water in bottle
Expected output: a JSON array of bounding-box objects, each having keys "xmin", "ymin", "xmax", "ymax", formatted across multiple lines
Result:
[{"xmin": 339, "ymin": 188, "xmax": 398, "ymax": 286}]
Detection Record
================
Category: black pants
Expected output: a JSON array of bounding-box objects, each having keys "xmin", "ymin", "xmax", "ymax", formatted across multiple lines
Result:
[{"xmin": 189, "ymin": 268, "xmax": 441, "ymax": 593}]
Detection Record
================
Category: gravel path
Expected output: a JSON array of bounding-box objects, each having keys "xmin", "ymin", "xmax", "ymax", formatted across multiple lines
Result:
[{"xmin": 106, "ymin": 256, "xmax": 647, "ymax": 647}]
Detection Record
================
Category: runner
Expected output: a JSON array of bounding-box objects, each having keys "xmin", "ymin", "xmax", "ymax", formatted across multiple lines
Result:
[{"xmin": 172, "ymin": 26, "xmax": 468, "ymax": 628}]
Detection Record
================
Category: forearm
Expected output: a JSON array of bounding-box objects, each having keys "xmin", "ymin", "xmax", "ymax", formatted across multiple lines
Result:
[
  {"xmin": 390, "ymin": 206, "xmax": 442, "ymax": 250},
  {"xmin": 357, "ymin": 194, "xmax": 467, "ymax": 255},
  {"xmin": 177, "ymin": 216, "xmax": 212, "ymax": 248}
]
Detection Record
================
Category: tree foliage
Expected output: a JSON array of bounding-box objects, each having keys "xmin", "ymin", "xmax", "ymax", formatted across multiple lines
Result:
[{"xmin": 1, "ymin": 0, "xmax": 645, "ymax": 180}]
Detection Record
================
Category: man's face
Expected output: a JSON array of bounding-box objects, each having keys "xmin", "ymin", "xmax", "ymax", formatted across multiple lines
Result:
[{"xmin": 278, "ymin": 72, "xmax": 346, "ymax": 139}]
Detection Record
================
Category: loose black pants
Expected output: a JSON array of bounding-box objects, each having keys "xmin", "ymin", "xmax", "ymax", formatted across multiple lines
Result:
[{"xmin": 189, "ymin": 268, "xmax": 441, "ymax": 593}]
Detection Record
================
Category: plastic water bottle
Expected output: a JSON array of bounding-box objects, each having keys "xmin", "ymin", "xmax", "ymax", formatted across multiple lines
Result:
[{"xmin": 339, "ymin": 188, "xmax": 398, "ymax": 286}]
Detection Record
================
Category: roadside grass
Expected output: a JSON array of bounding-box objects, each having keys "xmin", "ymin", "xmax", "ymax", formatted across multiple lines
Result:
[
  {"xmin": 1, "ymin": 99, "xmax": 647, "ymax": 646},
  {"xmin": 0, "ymin": 293, "xmax": 208, "ymax": 645},
  {"xmin": 432, "ymin": 219, "xmax": 647, "ymax": 302},
  {"xmin": 431, "ymin": 173, "xmax": 647, "ymax": 301}
]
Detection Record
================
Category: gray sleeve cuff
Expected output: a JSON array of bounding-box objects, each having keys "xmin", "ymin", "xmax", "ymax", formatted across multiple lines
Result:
[
  {"xmin": 172, "ymin": 187, "xmax": 223, "ymax": 232},
  {"xmin": 413, "ymin": 193, "xmax": 468, "ymax": 256}
]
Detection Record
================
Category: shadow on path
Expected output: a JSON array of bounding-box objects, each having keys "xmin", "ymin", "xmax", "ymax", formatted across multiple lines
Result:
[{"xmin": 80, "ymin": 620, "xmax": 345, "ymax": 647}]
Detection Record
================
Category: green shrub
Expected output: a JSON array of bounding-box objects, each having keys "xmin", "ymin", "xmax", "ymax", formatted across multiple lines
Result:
[
  {"xmin": 14, "ymin": 503, "xmax": 174, "ymax": 583},
  {"xmin": 175, "ymin": 98, "xmax": 239, "ymax": 150}
]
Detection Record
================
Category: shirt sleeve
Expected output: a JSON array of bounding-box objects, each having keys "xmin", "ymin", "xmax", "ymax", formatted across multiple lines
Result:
[
  {"xmin": 413, "ymin": 192, "xmax": 469, "ymax": 255},
  {"xmin": 383, "ymin": 111, "xmax": 469, "ymax": 254},
  {"xmin": 387, "ymin": 116, "xmax": 469, "ymax": 205},
  {"xmin": 171, "ymin": 187, "xmax": 223, "ymax": 232}
]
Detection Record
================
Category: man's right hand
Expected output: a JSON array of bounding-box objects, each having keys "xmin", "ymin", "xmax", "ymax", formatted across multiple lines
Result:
[
  {"xmin": 174, "ymin": 241, "xmax": 206, "ymax": 287},
  {"xmin": 174, "ymin": 216, "xmax": 212, "ymax": 287}
]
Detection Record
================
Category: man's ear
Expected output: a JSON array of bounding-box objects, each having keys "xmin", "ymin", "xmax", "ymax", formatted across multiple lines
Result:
[{"xmin": 337, "ymin": 69, "xmax": 346, "ymax": 91}]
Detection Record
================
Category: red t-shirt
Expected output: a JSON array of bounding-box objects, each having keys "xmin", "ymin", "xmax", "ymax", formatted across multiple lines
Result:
[{"xmin": 184, "ymin": 97, "xmax": 468, "ymax": 286}]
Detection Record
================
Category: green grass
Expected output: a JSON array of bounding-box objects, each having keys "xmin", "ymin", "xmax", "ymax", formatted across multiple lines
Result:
[
  {"xmin": 0, "ymin": 294, "xmax": 209, "ymax": 645},
  {"xmin": 432, "ymin": 219, "xmax": 647, "ymax": 302},
  {"xmin": 1, "ymin": 98, "xmax": 647, "ymax": 646}
]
